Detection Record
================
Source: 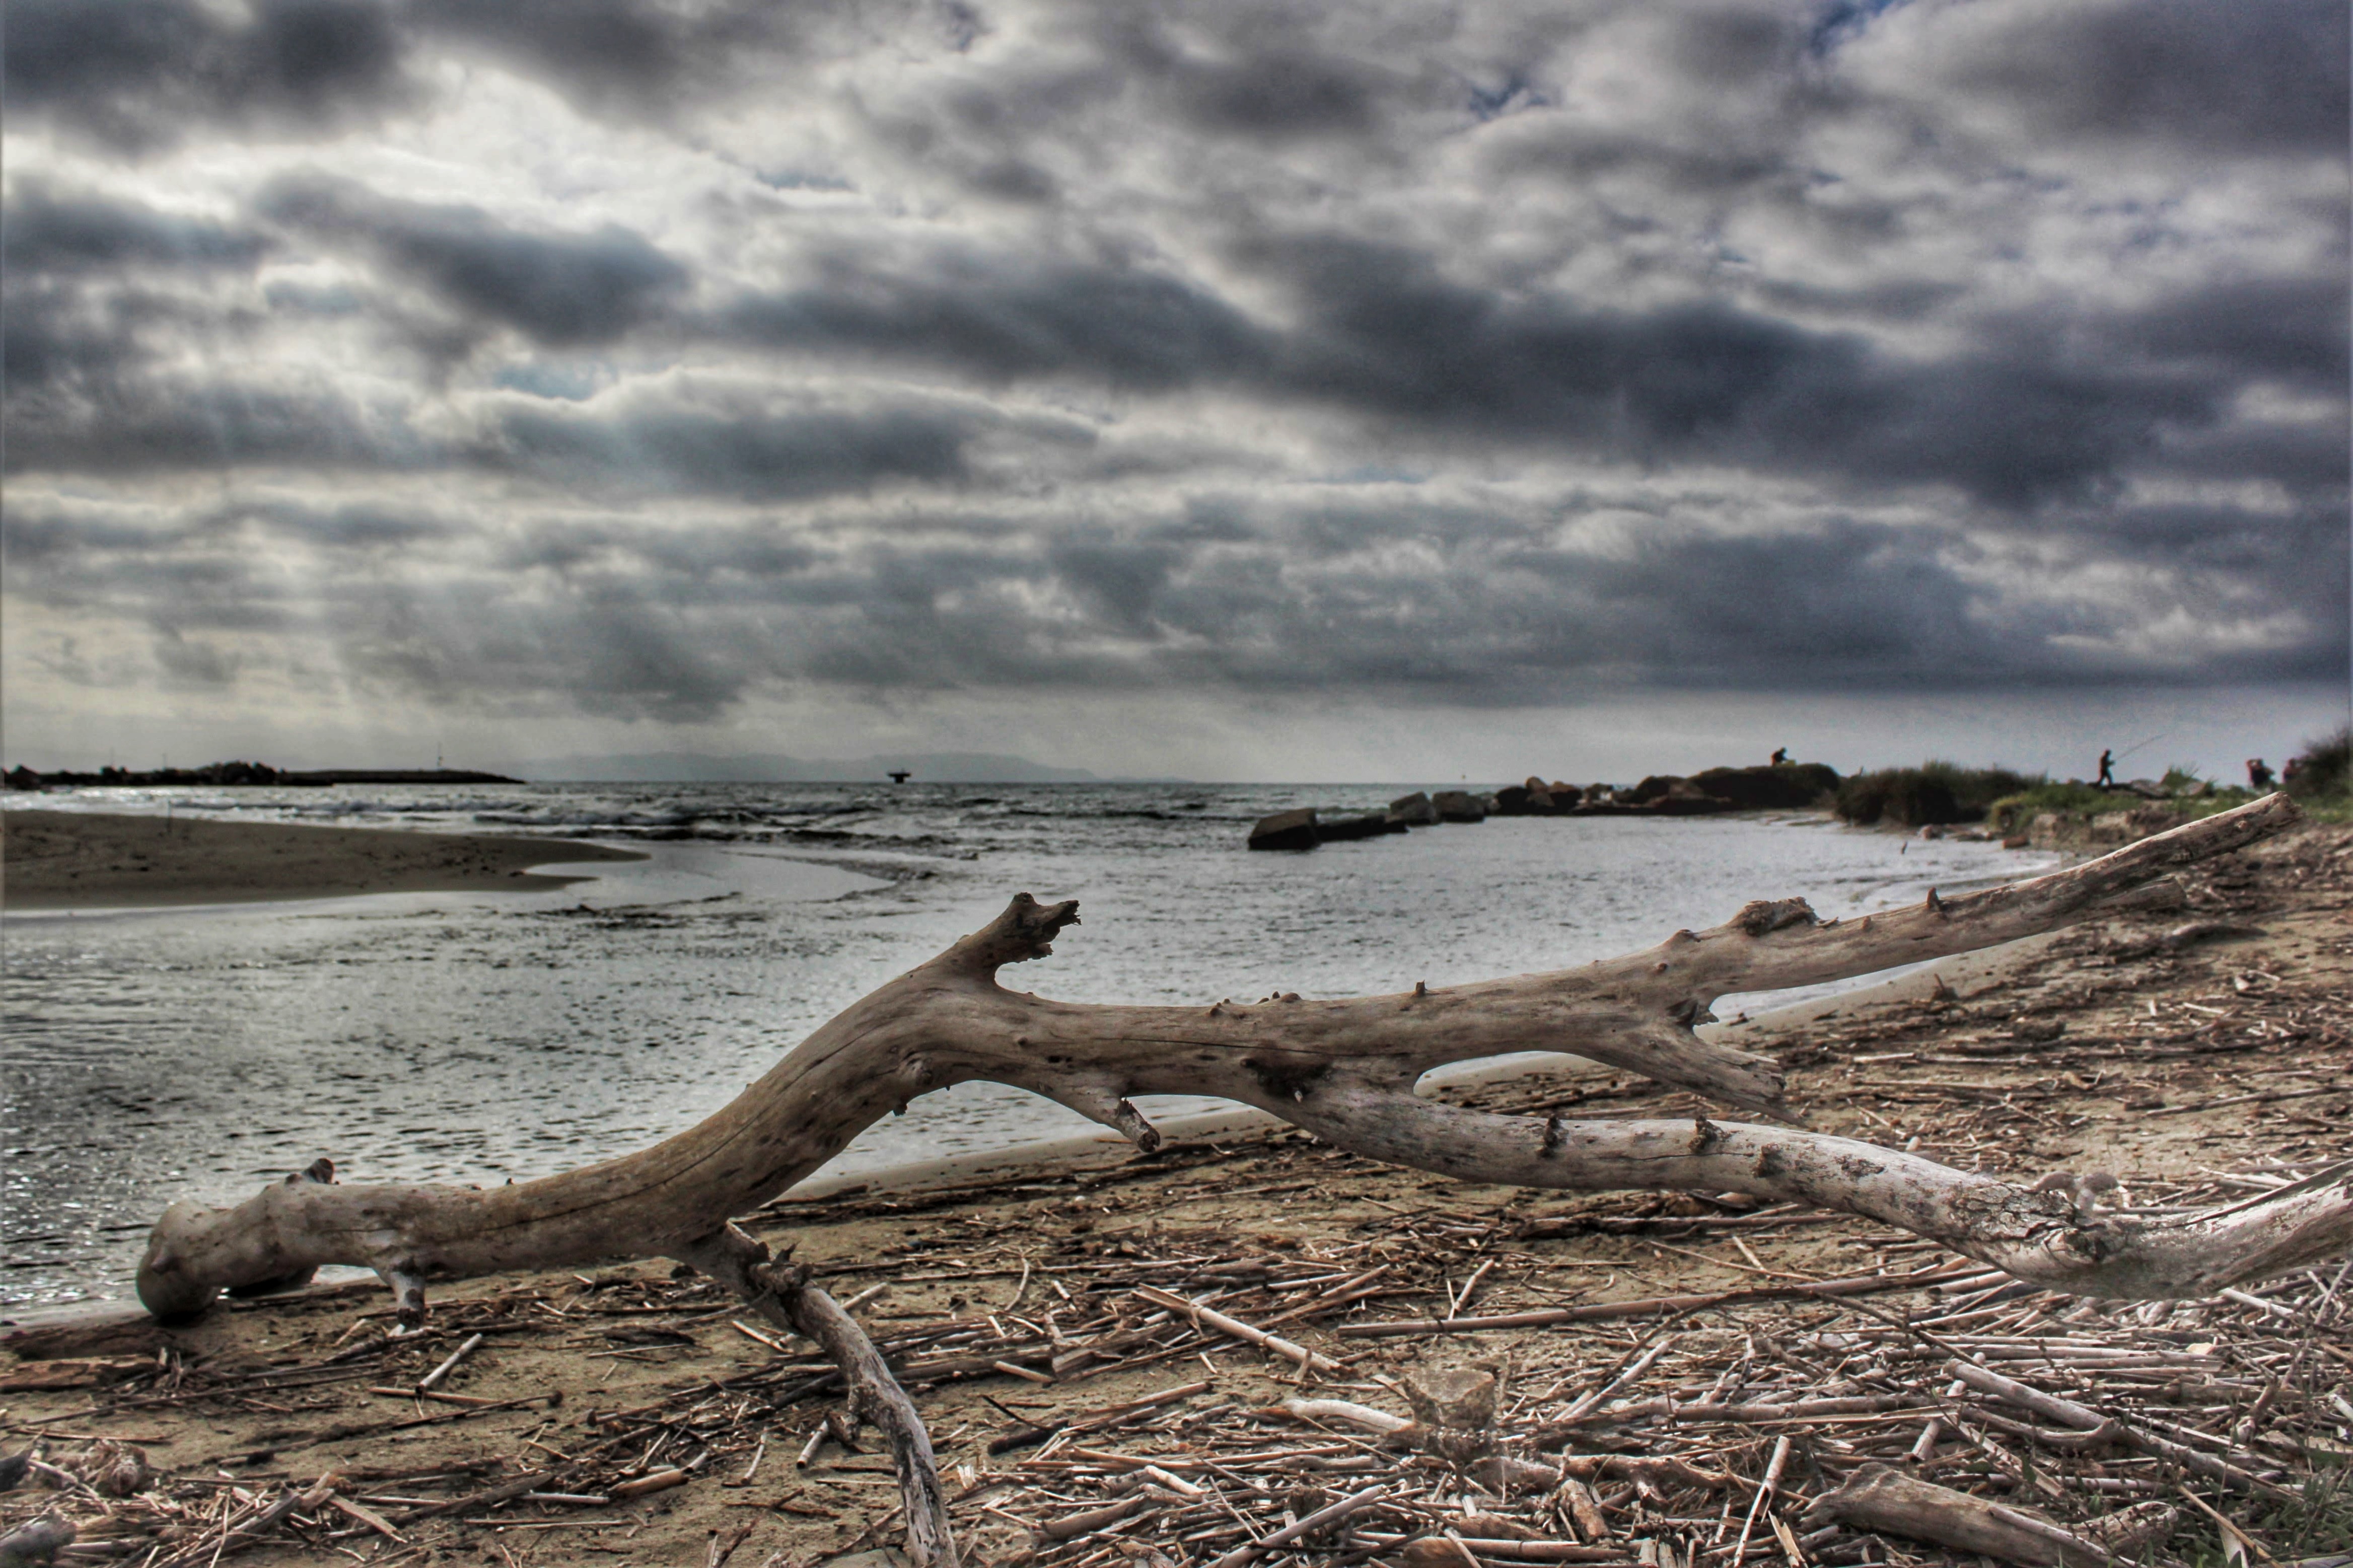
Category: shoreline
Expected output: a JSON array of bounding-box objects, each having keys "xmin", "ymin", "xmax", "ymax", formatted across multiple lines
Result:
[{"xmin": 0, "ymin": 809, "xmax": 647, "ymax": 911}]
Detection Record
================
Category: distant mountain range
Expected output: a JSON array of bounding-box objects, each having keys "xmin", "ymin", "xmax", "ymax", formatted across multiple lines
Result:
[{"xmin": 513, "ymin": 751, "xmax": 1104, "ymax": 783}]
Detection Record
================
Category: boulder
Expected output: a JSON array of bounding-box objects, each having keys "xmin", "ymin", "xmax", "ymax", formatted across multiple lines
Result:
[
  {"xmin": 1645, "ymin": 779, "xmax": 1738, "ymax": 815},
  {"xmin": 1316, "ymin": 812, "xmax": 1404, "ymax": 842},
  {"xmin": 1494, "ymin": 777, "xmax": 1561, "ymax": 815},
  {"xmin": 1386, "ymin": 792, "xmax": 1438, "ymax": 826},
  {"xmin": 1431, "ymin": 790, "xmax": 1487, "ymax": 824},
  {"xmin": 1247, "ymin": 808, "xmax": 1320, "ymax": 852}
]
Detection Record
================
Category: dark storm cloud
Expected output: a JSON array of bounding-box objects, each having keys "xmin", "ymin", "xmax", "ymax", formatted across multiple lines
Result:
[
  {"xmin": 2, "ymin": 187, "xmax": 268, "ymax": 276},
  {"xmin": 2098, "ymin": 277, "xmax": 2350, "ymax": 389},
  {"xmin": 1260, "ymin": 238, "xmax": 2227, "ymax": 509},
  {"xmin": 4, "ymin": 0, "xmax": 816, "ymax": 152},
  {"xmin": 720, "ymin": 251, "xmax": 1271, "ymax": 390},
  {"xmin": 3, "ymin": 377, "xmax": 410, "ymax": 475},
  {"xmin": 4, "ymin": 0, "xmax": 412, "ymax": 151},
  {"xmin": 2, "ymin": 280, "xmax": 140, "ymax": 394},
  {"xmin": 1103, "ymin": 16, "xmax": 1385, "ymax": 142},
  {"xmin": 259, "ymin": 175, "xmax": 688, "ymax": 347},
  {"xmin": 2158, "ymin": 418, "xmax": 2353, "ymax": 494},
  {"xmin": 724, "ymin": 232, "xmax": 2290, "ymax": 510},
  {"xmin": 413, "ymin": 0, "xmax": 798, "ymax": 116},
  {"xmin": 1905, "ymin": 0, "xmax": 2349, "ymax": 155},
  {"xmin": 480, "ymin": 395, "xmax": 981, "ymax": 501}
]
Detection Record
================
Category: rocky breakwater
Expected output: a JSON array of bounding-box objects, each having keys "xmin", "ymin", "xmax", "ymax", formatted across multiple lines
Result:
[
  {"xmin": 1245, "ymin": 805, "xmax": 1411, "ymax": 851},
  {"xmin": 5, "ymin": 761, "xmax": 522, "ymax": 790},
  {"xmin": 1245, "ymin": 761, "xmax": 1841, "ymax": 850}
]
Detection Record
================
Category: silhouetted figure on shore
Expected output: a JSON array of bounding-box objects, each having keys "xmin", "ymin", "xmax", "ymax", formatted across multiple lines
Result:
[
  {"xmin": 1770, "ymin": 746, "xmax": 1788, "ymax": 766},
  {"xmin": 2247, "ymin": 758, "xmax": 2274, "ymax": 790},
  {"xmin": 2096, "ymin": 749, "xmax": 2115, "ymax": 788}
]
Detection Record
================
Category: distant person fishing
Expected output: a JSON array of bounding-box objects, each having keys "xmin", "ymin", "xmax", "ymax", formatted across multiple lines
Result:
[{"xmin": 2096, "ymin": 733, "xmax": 2164, "ymax": 790}]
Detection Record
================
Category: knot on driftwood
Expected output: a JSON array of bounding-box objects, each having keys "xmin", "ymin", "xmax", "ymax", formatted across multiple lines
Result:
[
  {"xmin": 1398, "ymin": 1364, "xmax": 1504, "ymax": 1464},
  {"xmin": 951, "ymin": 892, "xmax": 1083, "ymax": 974},
  {"xmin": 1733, "ymin": 898, "xmax": 1818, "ymax": 937},
  {"xmin": 752, "ymin": 1256, "xmax": 812, "ymax": 1299}
]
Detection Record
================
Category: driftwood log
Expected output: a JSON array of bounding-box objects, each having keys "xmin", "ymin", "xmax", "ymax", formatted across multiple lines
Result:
[
  {"xmin": 1808, "ymin": 1463, "xmax": 2139, "ymax": 1567},
  {"xmin": 134, "ymin": 791, "xmax": 2353, "ymax": 1565}
]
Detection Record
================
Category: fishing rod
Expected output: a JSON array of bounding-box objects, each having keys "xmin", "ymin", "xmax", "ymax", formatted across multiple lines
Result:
[{"xmin": 2108, "ymin": 733, "xmax": 2166, "ymax": 764}]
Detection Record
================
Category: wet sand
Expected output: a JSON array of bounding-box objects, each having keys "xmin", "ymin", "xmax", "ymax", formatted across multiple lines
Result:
[
  {"xmin": 2, "ymin": 821, "xmax": 2346, "ymax": 1564},
  {"xmin": 0, "ymin": 809, "xmax": 647, "ymax": 910}
]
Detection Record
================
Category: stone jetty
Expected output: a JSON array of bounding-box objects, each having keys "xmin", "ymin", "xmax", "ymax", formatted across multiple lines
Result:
[{"xmin": 1244, "ymin": 762, "xmax": 1841, "ymax": 850}]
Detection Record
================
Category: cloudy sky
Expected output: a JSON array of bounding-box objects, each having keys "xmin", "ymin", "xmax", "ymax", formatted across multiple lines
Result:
[{"xmin": 4, "ymin": 0, "xmax": 2347, "ymax": 781}]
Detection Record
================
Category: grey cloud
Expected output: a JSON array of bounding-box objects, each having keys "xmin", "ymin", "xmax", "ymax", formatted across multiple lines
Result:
[
  {"xmin": 1890, "ymin": 0, "xmax": 2348, "ymax": 156},
  {"xmin": 1046, "ymin": 533, "xmax": 1182, "ymax": 634},
  {"xmin": 1261, "ymin": 236, "xmax": 2220, "ymax": 508},
  {"xmin": 260, "ymin": 175, "xmax": 688, "ymax": 347},
  {"xmin": 2155, "ymin": 418, "xmax": 2352, "ymax": 493},
  {"xmin": 10, "ymin": 479, "xmax": 2341, "ymax": 728},
  {"xmin": 480, "ymin": 393, "xmax": 978, "ymax": 501},
  {"xmin": 4, "ymin": 0, "xmax": 818, "ymax": 151},
  {"xmin": 237, "ymin": 499, "xmax": 456, "ymax": 548},
  {"xmin": 2, "ymin": 281, "xmax": 141, "ymax": 394},
  {"xmin": 153, "ymin": 625, "xmax": 243, "ymax": 686},
  {"xmin": 1138, "ymin": 26, "xmax": 1383, "ymax": 143},
  {"xmin": 414, "ymin": 0, "xmax": 806, "ymax": 118},
  {"xmin": 726, "ymin": 231, "xmax": 2266, "ymax": 510},
  {"xmin": 720, "ymin": 252, "xmax": 1270, "ymax": 391},
  {"xmin": 5, "ymin": 0, "xmax": 413, "ymax": 151},
  {"xmin": 2099, "ymin": 277, "xmax": 2350, "ymax": 389},
  {"xmin": 2, "ymin": 187, "xmax": 268, "ymax": 275},
  {"xmin": 5, "ymin": 364, "xmax": 415, "ymax": 475}
]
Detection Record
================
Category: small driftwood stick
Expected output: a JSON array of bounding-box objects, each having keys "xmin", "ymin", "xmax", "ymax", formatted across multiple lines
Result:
[
  {"xmin": 1809, "ymin": 1463, "xmax": 2120, "ymax": 1568},
  {"xmin": 1948, "ymin": 1359, "xmax": 2281, "ymax": 1494},
  {"xmin": 676, "ymin": 1225, "xmax": 958, "ymax": 1568}
]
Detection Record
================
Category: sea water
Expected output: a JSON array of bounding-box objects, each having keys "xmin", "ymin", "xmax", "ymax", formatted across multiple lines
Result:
[{"xmin": 1, "ymin": 781, "xmax": 2054, "ymax": 1307}]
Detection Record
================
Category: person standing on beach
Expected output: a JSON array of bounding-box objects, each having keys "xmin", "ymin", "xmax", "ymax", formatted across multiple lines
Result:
[
  {"xmin": 2097, "ymin": 749, "xmax": 2115, "ymax": 788},
  {"xmin": 2248, "ymin": 758, "xmax": 2275, "ymax": 789}
]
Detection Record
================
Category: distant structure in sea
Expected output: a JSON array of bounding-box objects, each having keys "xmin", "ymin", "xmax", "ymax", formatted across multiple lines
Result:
[{"xmin": 888, "ymin": 770, "xmax": 913, "ymax": 783}]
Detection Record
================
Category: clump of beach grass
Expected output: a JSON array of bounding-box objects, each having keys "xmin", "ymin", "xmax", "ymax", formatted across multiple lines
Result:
[
  {"xmin": 1833, "ymin": 761, "xmax": 2039, "ymax": 828},
  {"xmin": 2286, "ymin": 724, "xmax": 2350, "ymax": 805}
]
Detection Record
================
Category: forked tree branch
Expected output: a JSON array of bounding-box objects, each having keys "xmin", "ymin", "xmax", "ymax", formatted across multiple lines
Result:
[{"xmin": 130, "ymin": 792, "xmax": 2345, "ymax": 1565}]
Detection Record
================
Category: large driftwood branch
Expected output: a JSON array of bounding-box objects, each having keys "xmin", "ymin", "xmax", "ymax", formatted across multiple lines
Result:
[
  {"xmin": 131, "ymin": 792, "xmax": 2348, "ymax": 1564},
  {"xmin": 138, "ymin": 792, "xmax": 2334, "ymax": 1319}
]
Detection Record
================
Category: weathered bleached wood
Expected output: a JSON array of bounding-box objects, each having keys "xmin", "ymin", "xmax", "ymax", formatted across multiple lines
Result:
[{"xmin": 1808, "ymin": 1464, "xmax": 2121, "ymax": 1567}]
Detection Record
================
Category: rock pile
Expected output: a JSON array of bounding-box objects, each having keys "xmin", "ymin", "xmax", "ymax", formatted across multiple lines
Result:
[{"xmin": 1246, "ymin": 762, "xmax": 1843, "ymax": 850}]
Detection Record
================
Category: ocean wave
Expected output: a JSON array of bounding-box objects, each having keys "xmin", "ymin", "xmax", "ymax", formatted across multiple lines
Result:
[{"xmin": 472, "ymin": 806, "xmax": 701, "ymax": 830}]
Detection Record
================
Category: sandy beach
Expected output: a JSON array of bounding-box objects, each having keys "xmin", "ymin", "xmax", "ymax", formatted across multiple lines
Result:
[
  {"xmin": 2, "ymin": 820, "xmax": 2348, "ymax": 1565},
  {"xmin": 0, "ymin": 811, "xmax": 648, "ymax": 911}
]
